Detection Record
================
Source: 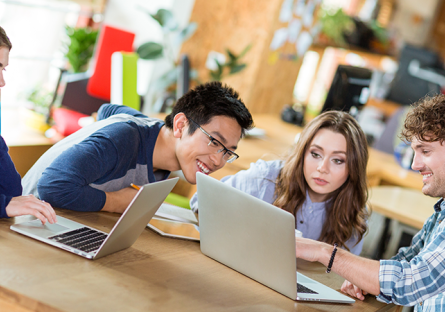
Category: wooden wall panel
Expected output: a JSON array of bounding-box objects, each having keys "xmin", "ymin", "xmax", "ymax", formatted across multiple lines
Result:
[
  {"xmin": 430, "ymin": 0, "xmax": 445, "ymax": 61},
  {"xmin": 181, "ymin": 0, "xmax": 303, "ymax": 115}
]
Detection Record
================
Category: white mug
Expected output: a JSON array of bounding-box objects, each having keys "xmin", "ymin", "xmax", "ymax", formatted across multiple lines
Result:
[{"xmin": 295, "ymin": 229, "xmax": 303, "ymax": 238}]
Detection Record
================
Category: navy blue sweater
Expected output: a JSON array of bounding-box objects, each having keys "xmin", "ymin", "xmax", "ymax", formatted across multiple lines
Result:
[
  {"xmin": 22, "ymin": 104, "xmax": 169, "ymax": 212},
  {"xmin": 0, "ymin": 135, "xmax": 22, "ymax": 218}
]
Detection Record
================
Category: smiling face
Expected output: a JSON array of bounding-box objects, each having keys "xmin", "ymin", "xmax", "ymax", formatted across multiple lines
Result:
[
  {"xmin": 411, "ymin": 136, "xmax": 445, "ymax": 198},
  {"xmin": 303, "ymin": 128, "xmax": 349, "ymax": 202},
  {"xmin": 0, "ymin": 46, "xmax": 10, "ymax": 88},
  {"xmin": 175, "ymin": 114, "xmax": 242, "ymax": 184}
]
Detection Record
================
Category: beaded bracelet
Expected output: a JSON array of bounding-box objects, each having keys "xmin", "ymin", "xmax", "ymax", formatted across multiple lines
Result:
[{"xmin": 326, "ymin": 243, "xmax": 338, "ymax": 273}]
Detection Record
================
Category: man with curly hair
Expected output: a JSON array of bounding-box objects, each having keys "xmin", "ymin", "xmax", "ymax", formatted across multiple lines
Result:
[{"xmin": 295, "ymin": 94, "xmax": 445, "ymax": 311}]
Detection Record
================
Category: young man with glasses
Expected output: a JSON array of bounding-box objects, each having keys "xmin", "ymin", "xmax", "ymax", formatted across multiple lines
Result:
[{"xmin": 22, "ymin": 82, "xmax": 253, "ymax": 213}]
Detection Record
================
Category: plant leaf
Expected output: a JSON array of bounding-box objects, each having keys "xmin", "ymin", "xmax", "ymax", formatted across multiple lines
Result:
[
  {"xmin": 238, "ymin": 44, "xmax": 252, "ymax": 58},
  {"xmin": 151, "ymin": 9, "xmax": 178, "ymax": 31},
  {"xmin": 179, "ymin": 22, "xmax": 197, "ymax": 42},
  {"xmin": 137, "ymin": 42, "xmax": 164, "ymax": 59},
  {"xmin": 152, "ymin": 67, "xmax": 178, "ymax": 91},
  {"xmin": 189, "ymin": 69, "xmax": 199, "ymax": 80},
  {"xmin": 173, "ymin": 22, "xmax": 197, "ymax": 50},
  {"xmin": 229, "ymin": 64, "xmax": 246, "ymax": 74},
  {"xmin": 210, "ymin": 71, "xmax": 221, "ymax": 81},
  {"xmin": 226, "ymin": 48, "xmax": 237, "ymax": 63},
  {"xmin": 215, "ymin": 59, "xmax": 224, "ymax": 76}
]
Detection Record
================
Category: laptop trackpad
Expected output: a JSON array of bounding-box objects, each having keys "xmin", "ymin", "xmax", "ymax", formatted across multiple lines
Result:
[
  {"xmin": 297, "ymin": 272, "xmax": 317, "ymax": 284},
  {"xmin": 15, "ymin": 219, "xmax": 70, "ymax": 238}
]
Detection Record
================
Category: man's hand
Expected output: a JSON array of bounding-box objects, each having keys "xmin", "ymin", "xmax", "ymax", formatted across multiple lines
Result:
[
  {"xmin": 295, "ymin": 238, "xmax": 381, "ymax": 297},
  {"xmin": 295, "ymin": 237, "xmax": 330, "ymax": 262},
  {"xmin": 6, "ymin": 195, "xmax": 57, "ymax": 224},
  {"xmin": 341, "ymin": 280, "xmax": 368, "ymax": 300}
]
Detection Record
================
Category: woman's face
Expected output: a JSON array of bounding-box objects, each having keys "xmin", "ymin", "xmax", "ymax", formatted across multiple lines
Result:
[
  {"xmin": 303, "ymin": 128, "xmax": 349, "ymax": 202},
  {"xmin": 0, "ymin": 46, "xmax": 10, "ymax": 88}
]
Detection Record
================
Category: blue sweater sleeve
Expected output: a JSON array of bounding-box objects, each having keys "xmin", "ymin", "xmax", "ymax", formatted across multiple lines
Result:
[
  {"xmin": 97, "ymin": 104, "xmax": 148, "ymax": 120},
  {"xmin": 0, "ymin": 136, "xmax": 22, "ymax": 218},
  {"xmin": 37, "ymin": 123, "xmax": 141, "ymax": 212}
]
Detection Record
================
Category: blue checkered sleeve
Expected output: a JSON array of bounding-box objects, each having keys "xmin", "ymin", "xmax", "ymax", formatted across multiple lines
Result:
[{"xmin": 377, "ymin": 210, "xmax": 445, "ymax": 307}]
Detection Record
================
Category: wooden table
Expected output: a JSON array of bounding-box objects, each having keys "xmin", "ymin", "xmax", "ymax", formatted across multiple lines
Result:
[
  {"xmin": 369, "ymin": 186, "xmax": 439, "ymax": 230},
  {"xmin": 0, "ymin": 210, "xmax": 397, "ymax": 312}
]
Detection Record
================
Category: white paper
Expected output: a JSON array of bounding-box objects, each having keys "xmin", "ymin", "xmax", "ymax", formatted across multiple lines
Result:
[
  {"xmin": 270, "ymin": 28, "xmax": 288, "ymax": 51},
  {"xmin": 288, "ymin": 19, "xmax": 302, "ymax": 44},
  {"xmin": 302, "ymin": 0, "xmax": 315, "ymax": 27},
  {"xmin": 296, "ymin": 31, "xmax": 313, "ymax": 57},
  {"xmin": 294, "ymin": 0, "xmax": 306, "ymax": 16},
  {"xmin": 155, "ymin": 203, "xmax": 198, "ymax": 224},
  {"xmin": 279, "ymin": 0, "xmax": 294, "ymax": 22}
]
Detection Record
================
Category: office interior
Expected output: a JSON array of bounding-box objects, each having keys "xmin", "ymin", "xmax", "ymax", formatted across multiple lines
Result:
[{"xmin": 0, "ymin": 0, "xmax": 443, "ymax": 310}]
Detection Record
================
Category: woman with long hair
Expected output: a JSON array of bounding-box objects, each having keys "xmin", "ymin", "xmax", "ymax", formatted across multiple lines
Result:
[{"xmin": 190, "ymin": 110, "xmax": 369, "ymax": 254}]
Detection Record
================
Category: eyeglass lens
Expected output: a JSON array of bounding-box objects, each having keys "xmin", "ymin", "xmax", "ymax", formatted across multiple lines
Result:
[{"xmin": 207, "ymin": 139, "xmax": 237, "ymax": 162}]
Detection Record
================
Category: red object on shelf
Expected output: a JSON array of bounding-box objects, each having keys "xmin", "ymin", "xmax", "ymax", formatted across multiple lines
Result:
[
  {"xmin": 86, "ymin": 25, "xmax": 135, "ymax": 101},
  {"xmin": 52, "ymin": 107, "xmax": 89, "ymax": 137}
]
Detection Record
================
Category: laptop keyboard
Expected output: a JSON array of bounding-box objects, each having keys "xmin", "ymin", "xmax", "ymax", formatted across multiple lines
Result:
[
  {"xmin": 48, "ymin": 227, "xmax": 107, "ymax": 253},
  {"xmin": 297, "ymin": 283, "xmax": 318, "ymax": 294}
]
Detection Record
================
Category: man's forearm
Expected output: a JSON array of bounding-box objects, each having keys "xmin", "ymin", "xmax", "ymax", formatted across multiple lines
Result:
[
  {"xmin": 319, "ymin": 245, "xmax": 381, "ymax": 295},
  {"xmin": 102, "ymin": 187, "xmax": 139, "ymax": 213}
]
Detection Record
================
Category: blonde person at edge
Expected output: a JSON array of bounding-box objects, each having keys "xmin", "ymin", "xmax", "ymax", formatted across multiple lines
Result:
[
  {"xmin": 295, "ymin": 94, "xmax": 445, "ymax": 311},
  {"xmin": 191, "ymin": 110, "xmax": 369, "ymax": 255},
  {"xmin": 0, "ymin": 26, "xmax": 56, "ymax": 224}
]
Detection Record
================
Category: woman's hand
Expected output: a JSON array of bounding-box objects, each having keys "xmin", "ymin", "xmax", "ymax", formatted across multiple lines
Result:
[{"xmin": 6, "ymin": 195, "xmax": 57, "ymax": 224}]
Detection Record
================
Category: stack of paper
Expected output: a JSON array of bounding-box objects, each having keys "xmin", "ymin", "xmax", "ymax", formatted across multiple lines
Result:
[{"xmin": 154, "ymin": 203, "xmax": 198, "ymax": 225}]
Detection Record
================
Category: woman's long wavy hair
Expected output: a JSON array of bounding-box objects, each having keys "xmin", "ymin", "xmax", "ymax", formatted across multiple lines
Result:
[{"xmin": 273, "ymin": 111, "xmax": 369, "ymax": 250}]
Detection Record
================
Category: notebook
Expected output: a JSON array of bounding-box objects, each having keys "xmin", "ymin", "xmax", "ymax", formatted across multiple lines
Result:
[
  {"xmin": 146, "ymin": 202, "xmax": 200, "ymax": 241},
  {"xmin": 196, "ymin": 173, "xmax": 354, "ymax": 303},
  {"xmin": 10, "ymin": 178, "xmax": 178, "ymax": 260}
]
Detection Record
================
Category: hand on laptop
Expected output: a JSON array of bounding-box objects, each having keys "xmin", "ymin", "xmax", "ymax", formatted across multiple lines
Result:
[
  {"xmin": 295, "ymin": 237, "xmax": 327, "ymax": 262},
  {"xmin": 6, "ymin": 195, "xmax": 57, "ymax": 224},
  {"xmin": 341, "ymin": 280, "xmax": 367, "ymax": 300}
]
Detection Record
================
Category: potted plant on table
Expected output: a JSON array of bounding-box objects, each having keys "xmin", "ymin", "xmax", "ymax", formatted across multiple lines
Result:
[{"xmin": 136, "ymin": 8, "xmax": 198, "ymax": 112}]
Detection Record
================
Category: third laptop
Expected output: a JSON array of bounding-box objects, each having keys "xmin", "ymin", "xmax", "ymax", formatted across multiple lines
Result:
[{"xmin": 196, "ymin": 172, "xmax": 354, "ymax": 303}]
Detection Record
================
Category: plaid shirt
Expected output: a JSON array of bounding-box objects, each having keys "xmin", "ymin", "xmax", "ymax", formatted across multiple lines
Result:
[{"xmin": 378, "ymin": 198, "xmax": 445, "ymax": 311}]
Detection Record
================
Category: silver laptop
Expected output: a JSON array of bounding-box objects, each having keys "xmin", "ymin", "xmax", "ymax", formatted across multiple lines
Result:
[
  {"xmin": 10, "ymin": 178, "xmax": 178, "ymax": 260},
  {"xmin": 196, "ymin": 173, "xmax": 354, "ymax": 303}
]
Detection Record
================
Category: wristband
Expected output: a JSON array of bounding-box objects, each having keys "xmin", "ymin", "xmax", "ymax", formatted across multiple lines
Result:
[{"xmin": 326, "ymin": 243, "xmax": 338, "ymax": 273}]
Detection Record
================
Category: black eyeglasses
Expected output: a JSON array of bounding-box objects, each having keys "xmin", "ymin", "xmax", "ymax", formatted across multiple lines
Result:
[{"xmin": 188, "ymin": 118, "xmax": 239, "ymax": 163}]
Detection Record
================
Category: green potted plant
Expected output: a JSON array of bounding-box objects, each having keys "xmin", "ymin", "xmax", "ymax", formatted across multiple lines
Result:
[
  {"xmin": 22, "ymin": 86, "xmax": 53, "ymax": 133},
  {"xmin": 318, "ymin": 8, "xmax": 355, "ymax": 46},
  {"xmin": 207, "ymin": 44, "xmax": 252, "ymax": 81},
  {"xmin": 136, "ymin": 8, "xmax": 198, "ymax": 99},
  {"xmin": 63, "ymin": 26, "xmax": 99, "ymax": 73}
]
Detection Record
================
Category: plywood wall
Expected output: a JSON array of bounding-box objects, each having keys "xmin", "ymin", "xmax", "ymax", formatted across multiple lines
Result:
[{"xmin": 180, "ymin": 0, "xmax": 305, "ymax": 115}]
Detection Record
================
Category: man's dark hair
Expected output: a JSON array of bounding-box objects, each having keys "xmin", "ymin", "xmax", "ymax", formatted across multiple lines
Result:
[
  {"xmin": 164, "ymin": 81, "xmax": 254, "ymax": 136},
  {"xmin": 401, "ymin": 94, "xmax": 445, "ymax": 143},
  {"xmin": 0, "ymin": 26, "xmax": 12, "ymax": 50}
]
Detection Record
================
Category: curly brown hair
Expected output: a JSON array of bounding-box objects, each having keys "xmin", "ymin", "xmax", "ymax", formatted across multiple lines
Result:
[
  {"xmin": 273, "ymin": 111, "xmax": 369, "ymax": 251},
  {"xmin": 401, "ymin": 94, "xmax": 445, "ymax": 143}
]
